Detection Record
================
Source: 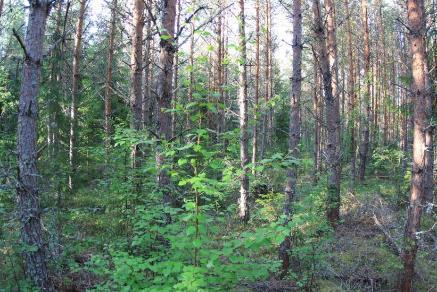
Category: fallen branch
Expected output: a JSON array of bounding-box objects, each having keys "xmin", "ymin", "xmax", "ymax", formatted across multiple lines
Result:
[{"xmin": 372, "ymin": 213, "xmax": 403, "ymax": 257}]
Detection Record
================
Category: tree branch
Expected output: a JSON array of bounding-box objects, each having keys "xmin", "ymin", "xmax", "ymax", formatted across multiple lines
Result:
[{"xmin": 12, "ymin": 28, "xmax": 29, "ymax": 59}]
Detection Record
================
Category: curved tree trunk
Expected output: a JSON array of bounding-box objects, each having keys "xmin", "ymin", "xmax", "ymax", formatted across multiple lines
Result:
[
  {"xmin": 400, "ymin": 0, "xmax": 433, "ymax": 290},
  {"xmin": 238, "ymin": 0, "xmax": 249, "ymax": 223},
  {"xmin": 17, "ymin": 1, "xmax": 54, "ymax": 290}
]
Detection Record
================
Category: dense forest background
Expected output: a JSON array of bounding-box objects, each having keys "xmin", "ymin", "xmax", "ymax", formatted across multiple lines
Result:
[{"xmin": 0, "ymin": 0, "xmax": 435, "ymax": 291}]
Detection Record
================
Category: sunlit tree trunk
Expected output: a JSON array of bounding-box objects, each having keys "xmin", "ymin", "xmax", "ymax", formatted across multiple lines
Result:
[
  {"xmin": 17, "ymin": 1, "xmax": 54, "ymax": 290},
  {"xmin": 69, "ymin": 0, "xmax": 86, "ymax": 191},
  {"xmin": 401, "ymin": 0, "xmax": 434, "ymax": 289},
  {"xmin": 237, "ymin": 0, "xmax": 249, "ymax": 223},
  {"xmin": 279, "ymin": 0, "xmax": 302, "ymax": 273},
  {"xmin": 358, "ymin": 0, "xmax": 371, "ymax": 181}
]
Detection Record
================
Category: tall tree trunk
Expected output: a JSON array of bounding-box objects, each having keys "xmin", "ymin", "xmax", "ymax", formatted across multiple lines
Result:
[
  {"xmin": 260, "ymin": 0, "xmax": 271, "ymax": 158},
  {"xmin": 143, "ymin": 0, "xmax": 152, "ymax": 127},
  {"xmin": 104, "ymin": 0, "xmax": 118, "ymax": 159},
  {"xmin": 251, "ymin": 0, "xmax": 260, "ymax": 174},
  {"xmin": 279, "ymin": 0, "xmax": 302, "ymax": 273},
  {"xmin": 358, "ymin": 0, "xmax": 371, "ymax": 181},
  {"xmin": 187, "ymin": 0, "xmax": 195, "ymax": 130},
  {"xmin": 237, "ymin": 0, "xmax": 249, "ymax": 223},
  {"xmin": 130, "ymin": 0, "xmax": 144, "ymax": 168},
  {"xmin": 171, "ymin": 0, "xmax": 180, "ymax": 138},
  {"xmin": 69, "ymin": 0, "xmax": 86, "ymax": 191},
  {"xmin": 156, "ymin": 0, "xmax": 176, "ymax": 208},
  {"xmin": 313, "ymin": 55, "xmax": 321, "ymax": 183},
  {"xmin": 17, "ymin": 1, "xmax": 53, "ymax": 290},
  {"xmin": 344, "ymin": 0, "xmax": 356, "ymax": 187},
  {"xmin": 267, "ymin": 0, "xmax": 274, "ymax": 147},
  {"xmin": 215, "ymin": 0, "xmax": 225, "ymax": 135},
  {"xmin": 401, "ymin": 0, "xmax": 434, "ymax": 289},
  {"xmin": 47, "ymin": 2, "xmax": 63, "ymax": 160},
  {"xmin": 312, "ymin": 0, "xmax": 340, "ymax": 225}
]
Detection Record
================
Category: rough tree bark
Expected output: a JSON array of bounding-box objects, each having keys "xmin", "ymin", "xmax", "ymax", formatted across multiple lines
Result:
[
  {"xmin": 279, "ymin": 0, "xmax": 302, "ymax": 273},
  {"xmin": 17, "ymin": 1, "xmax": 54, "ymax": 290},
  {"xmin": 358, "ymin": 0, "xmax": 371, "ymax": 181},
  {"xmin": 215, "ymin": 0, "xmax": 225, "ymax": 135},
  {"xmin": 325, "ymin": 0, "xmax": 341, "ymax": 223},
  {"xmin": 143, "ymin": 0, "xmax": 152, "ymax": 127},
  {"xmin": 400, "ymin": 0, "xmax": 434, "ymax": 290},
  {"xmin": 69, "ymin": 0, "xmax": 86, "ymax": 191},
  {"xmin": 344, "ymin": 0, "xmax": 356, "ymax": 187},
  {"xmin": 156, "ymin": 0, "xmax": 177, "ymax": 208},
  {"xmin": 237, "ymin": 0, "xmax": 249, "ymax": 223},
  {"xmin": 130, "ymin": 0, "xmax": 144, "ymax": 169},
  {"xmin": 251, "ymin": 0, "xmax": 260, "ymax": 174},
  {"xmin": 104, "ymin": 0, "xmax": 118, "ymax": 157},
  {"xmin": 171, "ymin": 0, "xmax": 181, "ymax": 137},
  {"xmin": 312, "ymin": 55, "xmax": 321, "ymax": 183},
  {"xmin": 312, "ymin": 0, "xmax": 340, "ymax": 225}
]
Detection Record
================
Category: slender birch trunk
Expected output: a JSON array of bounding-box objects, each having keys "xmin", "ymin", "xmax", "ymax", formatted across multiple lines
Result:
[{"xmin": 237, "ymin": 0, "xmax": 249, "ymax": 223}]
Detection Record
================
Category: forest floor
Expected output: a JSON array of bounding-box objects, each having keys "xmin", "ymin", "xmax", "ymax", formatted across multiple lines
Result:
[{"xmin": 54, "ymin": 176, "xmax": 435, "ymax": 291}]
